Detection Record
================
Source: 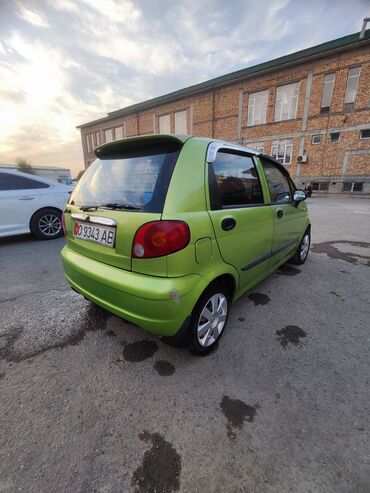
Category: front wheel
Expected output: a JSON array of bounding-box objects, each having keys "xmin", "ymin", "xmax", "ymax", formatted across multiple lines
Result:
[
  {"xmin": 189, "ymin": 284, "xmax": 231, "ymax": 355},
  {"xmin": 30, "ymin": 208, "xmax": 63, "ymax": 240},
  {"xmin": 290, "ymin": 229, "xmax": 311, "ymax": 265}
]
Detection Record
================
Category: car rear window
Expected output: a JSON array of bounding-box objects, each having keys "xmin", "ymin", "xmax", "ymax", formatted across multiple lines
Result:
[{"xmin": 69, "ymin": 142, "xmax": 181, "ymax": 213}]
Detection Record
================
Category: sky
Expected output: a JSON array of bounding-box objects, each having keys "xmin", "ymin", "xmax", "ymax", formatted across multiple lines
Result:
[{"xmin": 0, "ymin": 0, "xmax": 369, "ymax": 177}]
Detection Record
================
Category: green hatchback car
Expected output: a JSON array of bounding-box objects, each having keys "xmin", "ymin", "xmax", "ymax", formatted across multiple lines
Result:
[{"xmin": 61, "ymin": 135, "xmax": 310, "ymax": 354}]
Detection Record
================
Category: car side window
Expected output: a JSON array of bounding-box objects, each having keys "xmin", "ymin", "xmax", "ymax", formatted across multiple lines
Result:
[
  {"xmin": 260, "ymin": 160, "xmax": 292, "ymax": 204},
  {"xmin": 209, "ymin": 151, "xmax": 264, "ymax": 209},
  {"xmin": 0, "ymin": 173, "xmax": 49, "ymax": 191}
]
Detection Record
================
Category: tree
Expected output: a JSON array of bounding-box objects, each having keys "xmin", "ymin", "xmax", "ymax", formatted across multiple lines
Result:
[
  {"xmin": 16, "ymin": 158, "xmax": 34, "ymax": 175},
  {"xmin": 76, "ymin": 169, "xmax": 85, "ymax": 180}
]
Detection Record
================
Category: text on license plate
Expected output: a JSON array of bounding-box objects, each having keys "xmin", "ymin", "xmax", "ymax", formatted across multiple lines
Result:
[{"xmin": 73, "ymin": 221, "xmax": 116, "ymax": 248}]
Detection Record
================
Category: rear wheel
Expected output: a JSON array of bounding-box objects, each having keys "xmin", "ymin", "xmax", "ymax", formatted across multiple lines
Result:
[
  {"xmin": 188, "ymin": 283, "xmax": 231, "ymax": 355},
  {"xmin": 290, "ymin": 228, "xmax": 311, "ymax": 265},
  {"xmin": 30, "ymin": 208, "xmax": 63, "ymax": 240}
]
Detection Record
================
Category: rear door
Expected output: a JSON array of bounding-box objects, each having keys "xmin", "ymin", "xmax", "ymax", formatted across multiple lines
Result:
[
  {"xmin": 259, "ymin": 157, "xmax": 306, "ymax": 267},
  {"xmin": 207, "ymin": 149, "xmax": 274, "ymax": 291},
  {"xmin": 0, "ymin": 173, "xmax": 42, "ymax": 236}
]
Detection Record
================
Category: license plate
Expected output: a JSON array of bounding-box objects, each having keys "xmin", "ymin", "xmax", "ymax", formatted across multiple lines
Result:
[{"xmin": 73, "ymin": 221, "xmax": 116, "ymax": 248}]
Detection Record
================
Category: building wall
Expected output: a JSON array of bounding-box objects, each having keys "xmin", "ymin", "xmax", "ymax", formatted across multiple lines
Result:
[{"xmin": 80, "ymin": 43, "xmax": 370, "ymax": 194}]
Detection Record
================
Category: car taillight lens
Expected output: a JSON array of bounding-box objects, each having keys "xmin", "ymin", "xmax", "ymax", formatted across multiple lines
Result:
[
  {"xmin": 62, "ymin": 211, "xmax": 67, "ymax": 235},
  {"xmin": 132, "ymin": 221, "xmax": 190, "ymax": 258}
]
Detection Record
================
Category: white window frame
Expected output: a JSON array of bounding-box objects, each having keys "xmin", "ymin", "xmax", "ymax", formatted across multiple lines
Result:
[
  {"xmin": 271, "ymin": 139, "xmax": 292, "ymax": 165},
  {"xmin": 96, "ymin": 131, "xmax": 102, "ymax": 146},
  {"xmin": 86, "ymin": 134, "xmax": 92, "ymax": 153},
  {"xmin": 247, "ymin": 90, "xmax": 269, "ymax": 126},
  {"xmin": 344, "ymin": 66, "xmax": 361, "ymax": 104},
  {"xmin": 159, "ymin": 114, "xmax": 171, "ymax": 134},
  {"xmin": 312, "ymin": 134, "xmax": 322, "ymax": 145},
  {"xmin": 321, "ymin": 73, "xmax": 335, "ymax": 109},
  {"xmin": 174, "ymin": 110, "xmax": 188, "ymax": 134},
  {"xmin": 114, "ymin": 126, "xmax": 124, "ymax": 141},
  {"xmin": 274, "ymin": 82, "xmax": 299, "ymax": 121},
  {"xmin": 104, "ymin": 129, "xmax": 113, "ymax": 143}
]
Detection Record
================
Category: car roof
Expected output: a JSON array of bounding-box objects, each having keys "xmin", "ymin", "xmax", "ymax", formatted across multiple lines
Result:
[
  {"xmin": 0, "ymin": 168, "xmax": 71, "ymax": 189},
  {"xmin": 94, "ymin": 134, "xmax": 259, "ymax": 160}
]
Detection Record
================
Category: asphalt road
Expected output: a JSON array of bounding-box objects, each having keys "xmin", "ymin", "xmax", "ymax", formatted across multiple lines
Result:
[{"xmin": 0, "ymin": 196, "xmax": 369, "ymax": 493}]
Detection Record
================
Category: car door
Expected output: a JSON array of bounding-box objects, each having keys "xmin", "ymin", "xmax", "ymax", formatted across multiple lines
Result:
[
  {"xmin": 207, "ymin": 148, "xmax": 274, "ymax": 291},
  {"xmin": 0, "ymin": 173, "xmax": 42, "ymax": 236},
  {"xmin": 259, "ymin": 157, "xmax": 306, "ymax": 268}
]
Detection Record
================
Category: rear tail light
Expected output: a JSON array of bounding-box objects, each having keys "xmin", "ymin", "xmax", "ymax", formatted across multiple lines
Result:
[
  {"xmin": 62, "ymin": 211, "xmax": 67, "ymax": 236},
  {"xmin": 132, "ymin": 221, "xmax": 190, "ymax": 258}
]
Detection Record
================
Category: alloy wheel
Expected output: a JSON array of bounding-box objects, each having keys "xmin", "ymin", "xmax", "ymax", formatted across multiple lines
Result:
[
  {"xmin": 38, "ymin": 214, "xmax": 62, "ymax": 237},
  {"xmin": 197, "ymin": 293, "xmax": 228, "ymax": 347},
  {"xmin": 300, "ymin": 233, "xmax": 310, "ymax": 261}
]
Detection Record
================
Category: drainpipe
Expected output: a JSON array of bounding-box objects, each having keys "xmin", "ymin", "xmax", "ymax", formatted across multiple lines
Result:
[{"xmin": 360, "ymin": 18, "xmax": 370, "ymax": 39}]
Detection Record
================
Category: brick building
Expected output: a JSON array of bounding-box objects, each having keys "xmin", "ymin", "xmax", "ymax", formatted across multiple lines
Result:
[{"xmin": 78, "ymin": 29, "xmax": 370, "ymax": 194}]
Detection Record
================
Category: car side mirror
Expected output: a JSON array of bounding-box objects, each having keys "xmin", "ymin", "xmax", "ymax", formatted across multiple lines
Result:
[{"xmin": 293, "ymin": 189, "xmax": 306, "ymax": 204}]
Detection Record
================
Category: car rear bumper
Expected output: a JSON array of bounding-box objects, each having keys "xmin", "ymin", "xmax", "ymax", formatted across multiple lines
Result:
[{"xmin": 61, "ymin": 245, "xmax": 202, "ymax": 336}]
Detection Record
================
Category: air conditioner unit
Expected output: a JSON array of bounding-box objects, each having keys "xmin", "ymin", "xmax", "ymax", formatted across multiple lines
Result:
[{"xmin": 297, "ymin": 154, "xmax": 308, "ymax": 163}]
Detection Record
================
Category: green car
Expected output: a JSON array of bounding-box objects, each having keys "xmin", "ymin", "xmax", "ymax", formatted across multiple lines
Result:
[{"xmin": 61, "ymin": 135, "xmax": 310, "ymax": 355}]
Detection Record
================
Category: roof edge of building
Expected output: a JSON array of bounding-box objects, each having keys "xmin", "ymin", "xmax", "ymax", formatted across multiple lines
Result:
[{"xmin": 77, "ymin": 29, "xmax": 370, "ymax": 130}]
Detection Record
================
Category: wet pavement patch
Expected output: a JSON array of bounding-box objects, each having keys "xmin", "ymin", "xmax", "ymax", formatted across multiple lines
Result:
[
  {"xmin": 122, "ymin": 340, "xmax": 158, "ymax": 362},
  {"xmin": 0, "ymin": 304, "xmax": 109, "ymax": 363},
  {"xmin": 153, "ymin": 360, "xmax": 175, "ymax": 376},
  {"xmin": 220, "ymin": 395, "xmax": 258, "ymax": 439},
  {"xmin": 131, "ymin": 431, "xmax": 181, "ymax": 493},
  {"xmin": 276, "ymin": 325, "xmax": 307, "ymax": 348},
  {"xmin": 248, "ymin": 293, "xmax": 270, "ymax": 306},
  {"xmin": 238, "ymin": 316, "xmax": 245, "ymax": 322},
  {"xmin": 277, "ymin": 265, "xmax": 301, "ymax": 276},
  {"xmin": 312, "ymin": 240, "xmax": 370, "ymax": 266},
  {"xmin": 0, "ymin": 373, "xmax": 5, "ymax": 380},
  {"xmin": 330, "ymin": 291, "xmax": 340, "ymax": 298}
]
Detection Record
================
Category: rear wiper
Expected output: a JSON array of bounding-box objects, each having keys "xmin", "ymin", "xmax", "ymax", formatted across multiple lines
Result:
[{"xmin": 79, "ymin": 203, "xmax": 142, "ymax": 211}]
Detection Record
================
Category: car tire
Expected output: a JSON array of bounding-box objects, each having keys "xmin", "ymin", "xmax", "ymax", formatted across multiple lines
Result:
[
  {"xmin": 290, "ymin": 228, "xmax": 311, "ymax": 265},
  {"xmin": 188, "ymin": 282, "xmax": 231, "ymax": 356},
  {"xmin": 30, "ymin": 208, "xmax": 63, "ymax": 240}
]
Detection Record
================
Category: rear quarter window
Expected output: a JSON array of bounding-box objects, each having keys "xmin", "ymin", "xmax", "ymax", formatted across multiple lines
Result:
[{"xmin": 0, "ymin": 173, "xmax": 49, "ymax": 190}]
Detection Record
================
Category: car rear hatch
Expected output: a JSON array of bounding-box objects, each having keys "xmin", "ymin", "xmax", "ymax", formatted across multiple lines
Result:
[{"xmin": 65, "ymin": 135, "xmax": 188, "ymax": 272}]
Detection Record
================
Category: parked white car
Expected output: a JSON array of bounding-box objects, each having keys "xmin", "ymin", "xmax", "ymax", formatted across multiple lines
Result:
[{"xmin": 0, "ymin": 169, "xmax": 72, "ymax": 240}]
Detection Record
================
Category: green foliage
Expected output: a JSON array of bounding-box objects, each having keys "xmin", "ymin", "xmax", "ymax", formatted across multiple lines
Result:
[{"xmin": 16, "ymin": 158, "xmax": 34, "ymax": 175}]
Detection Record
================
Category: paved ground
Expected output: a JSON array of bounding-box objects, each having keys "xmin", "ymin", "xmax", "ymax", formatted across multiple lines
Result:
[{"xmin": 0, "ymin": 196, "xmax": 369, "ymax": 493}]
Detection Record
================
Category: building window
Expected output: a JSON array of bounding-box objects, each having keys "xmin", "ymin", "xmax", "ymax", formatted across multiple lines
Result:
[
  {"xmin": 86, "ymin": 134, "xmax": 92, "ymax": 153},
  {"xmin": 312, "ymin": 181, "xmax": 329, "ymax": 191},
  {"xmin": 360, "ymin": 129, "xmax": 370, "ymax": 140},
  {"xmin": 174, "ymin": 110, "xmax": 188, "ymax": 134},
  {"xmin": 114, "ymin": 126, "xmax": 124, "ymax": 140},
  {"xmin": 342, "ymin": 181, "xmax": 364, "ymax": 192},
  {"xmin": 329, "ymin": 132, "xmax": 340, "ymax": 143},
  {"xmin": 159, "ymin": 114, "xmax": 171, "ymax": 134},
  {"xmin": 96, "ymin": 131, "xmax": 102, "ymax": 146},
  {"xmin": 344, "ymin": 66, "xmax": 361, "ymax": 111},
  {"xmin": 104, "ymin": 129, "xmax": 113, "ymax": 143},
  {"xmin": 247, "ymin": 90, "xmax": 268, "ymax": 126},
  {"xmin": 248, "ymin": 143, "xmax": 264, "ymax": 153},
  {"xmin": 312, "ymin": 134, "xmax": 322, "ymax": 145},
  {"xmin": 321, "ymin": 73, "xmax": 335, "ymax": 113},
  {"xmin": 271, "ymin": 139, "xmax": 292, "ymax": 164},
  {"xmin": 274, "ymin": 82, "xmax": 299, "ymax": 121}
]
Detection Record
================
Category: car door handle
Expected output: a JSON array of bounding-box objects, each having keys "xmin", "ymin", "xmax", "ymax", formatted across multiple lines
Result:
[
  {"xmin": 221, "ymin": 217, "xmax": 236, "ymax": 231},
  {"xmin": 18, "ymin": 196, "xmax": 35, "ymax": 200},
  {"xmin": 277, "ymin": 209, "xmax": 284, "ymax": 219}
]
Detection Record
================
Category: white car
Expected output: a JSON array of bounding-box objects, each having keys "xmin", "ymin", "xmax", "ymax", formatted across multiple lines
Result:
[{"xmin": 0, "ymin": 169, "xmax": 72, "ymax": 240}]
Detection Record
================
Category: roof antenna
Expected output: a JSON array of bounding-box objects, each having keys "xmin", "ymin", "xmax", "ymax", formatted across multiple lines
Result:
[{"xmin": 360, "ymin": 18, "xmax": 370, "ymax": 39}]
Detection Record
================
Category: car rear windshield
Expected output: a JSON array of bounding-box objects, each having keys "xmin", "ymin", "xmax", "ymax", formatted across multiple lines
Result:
[{"xmin": 69, "ymin": 142, "xmax": 181, "ymax": 213}]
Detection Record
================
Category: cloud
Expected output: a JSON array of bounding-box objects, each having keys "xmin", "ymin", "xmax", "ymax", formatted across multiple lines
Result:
[{"xmin": 16, "ymin": 5, "xmax": 49, "ymax": 27}]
